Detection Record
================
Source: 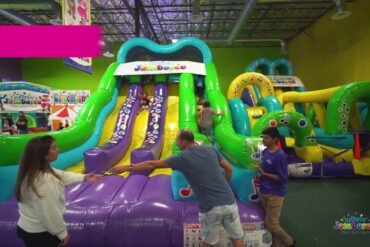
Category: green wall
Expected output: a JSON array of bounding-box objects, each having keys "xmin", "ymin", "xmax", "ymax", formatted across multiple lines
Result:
[
  {"xmin": 211, "ymin": 46, "xmax": 286, "ymax": 94},
  {"xmin": 22, "ymin": 56, "xmax": 116, "ymax": 92},
  {"xmin": 22, "ymin": 46, "xmax": 284, "ymax": 95},
  {"xmin": 288, "ymin": 0, "xmax": 370, "ymax": 90}
]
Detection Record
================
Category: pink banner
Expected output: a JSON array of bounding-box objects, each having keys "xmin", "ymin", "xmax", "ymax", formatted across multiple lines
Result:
[{"xmin": 0, "ymin": 25, "xmax": 102, "ymax": 58}]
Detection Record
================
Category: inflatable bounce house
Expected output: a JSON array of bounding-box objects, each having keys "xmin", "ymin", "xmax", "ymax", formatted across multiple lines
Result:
[
  {"xmin": 0, "ymin": 38, "xmax": 273, "ymax": 247},
  {"xmin": 228, "ymin": 58, "xmax": 370, "ymax": 178},
  {"xmin": 1, "ymin": 37, "xmax": 369, "ymax": 247}
]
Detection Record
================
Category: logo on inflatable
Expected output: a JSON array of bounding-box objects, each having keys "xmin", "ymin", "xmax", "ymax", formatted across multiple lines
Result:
[
  {"xmin": 134, "ymin": 63, "xmax": 187, "ymax": 72},
  {"xmin": 333, "ymin": 212, "xmax": 370, "ymax": 233}
]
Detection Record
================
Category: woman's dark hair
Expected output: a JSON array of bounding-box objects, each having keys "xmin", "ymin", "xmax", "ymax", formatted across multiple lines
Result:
[
  {"xmin": 14, "ymin": 135, "xmax": 60, "ymax": 202},
  {"xmin": 178, "ymin": 129, "xmax": 195, "ymax": 143}
]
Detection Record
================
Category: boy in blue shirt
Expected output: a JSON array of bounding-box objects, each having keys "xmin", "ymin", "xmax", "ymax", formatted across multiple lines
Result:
[{"xmin": 254, "ymin": 127, "xmax": 295, "ymax": 247}]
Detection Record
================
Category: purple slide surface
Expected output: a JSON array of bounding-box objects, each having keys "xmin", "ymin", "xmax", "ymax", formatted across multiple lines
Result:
[
  {"xmin": 84, "ymin": 84, "xmax": 142, "ymax": 173},
  {"xmin": 131, "ymin": 83, "xmax": 168, "ymax": 164},
  {"xmin": 0, "ymin": 175, "xmax": 264, "ymax": 247}
]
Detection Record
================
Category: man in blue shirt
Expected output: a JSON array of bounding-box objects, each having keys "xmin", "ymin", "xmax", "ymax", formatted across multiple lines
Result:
[
  {"xmin": 110, "ymin": 129, "xmax": 244, "ymax": 247},
  {"xmin": 254, "ymin": 127, "xmax": 295, "ymax": 247}
]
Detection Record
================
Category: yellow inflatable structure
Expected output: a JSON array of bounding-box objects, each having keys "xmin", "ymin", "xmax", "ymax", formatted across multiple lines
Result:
[{"xmin": 227, "ymin": 72, "xmax": 274, "ymax": 99}]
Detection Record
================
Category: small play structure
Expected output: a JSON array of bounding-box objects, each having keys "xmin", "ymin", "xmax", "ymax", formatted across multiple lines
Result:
[{"xmin": 228, "ymin": 58, "xmax": 370, "ymax": 178}]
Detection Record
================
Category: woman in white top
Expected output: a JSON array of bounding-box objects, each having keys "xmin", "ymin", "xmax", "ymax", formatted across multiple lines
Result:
[{"xmin": 14, "ymin": 135, "xmax": 102, "ymax": 247}]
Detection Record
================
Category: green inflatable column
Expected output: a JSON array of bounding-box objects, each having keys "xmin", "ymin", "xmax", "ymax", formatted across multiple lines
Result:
[
  {"xmin": 205, "ymin": 63, "xmax": 255, "ymax": 168},
  {"xmin": 173, "ymin": 73, "xmax": 208, "ymax": 154},
  {"xmin": 129, "ymin": 75, "xmax": 141, "ymax": 84},
  {"xmin": 326, "ymin": 81, "xmax": 370, "ymax": 134},
  {"xmin": 154, "ymin": 74, "xmax": 167, "ymax": 84}
]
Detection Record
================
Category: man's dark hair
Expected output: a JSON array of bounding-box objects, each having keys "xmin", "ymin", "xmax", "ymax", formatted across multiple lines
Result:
[
  {"xmin": 262, "ymin": 127, "xmax": 280, "ymax": 139},
  {"xmin": 178, "ymin": 129, "xmax": 194, "ymax": 142},
  {"xmin": 203, "ymin": 101, "xmax": 210, "ymax": 107}
]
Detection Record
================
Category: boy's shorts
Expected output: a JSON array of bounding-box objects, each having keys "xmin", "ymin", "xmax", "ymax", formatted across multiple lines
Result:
[
  {"xmin": 199, "ymin": 203, "xmax": 244, "ymax": 245},
  {"xmin": 199, "ymin": 125, "xmax": 212, "ymax": 137}
]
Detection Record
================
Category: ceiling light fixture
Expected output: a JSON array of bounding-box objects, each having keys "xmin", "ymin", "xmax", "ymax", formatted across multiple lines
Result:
[
  {"xmin": 102, "ymin": 42, "xmax": 115, "ymax": 58},
  {"xmin": 331, "ymin": 0, "xmax": 351, "ymax": 20},
  {"xmin": 190, "ymin": 0, "xmax": 203, "ymax": 23},
  {"xmin": 103, "ymin": 50, "xmax": 115, "ymax": 58},
  {"xmin": 280, "ymin": 40, "xmax": 288, "ymax": 54},
  {"xmin": 0, "ymin": 3, "xmax": 51, "ymax": 10}
]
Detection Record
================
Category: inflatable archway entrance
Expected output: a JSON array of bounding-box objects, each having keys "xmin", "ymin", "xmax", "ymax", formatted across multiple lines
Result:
[
  {"xmin": 251, "ymin": 110, "xmax": 316, "ymax": 147},
  {"xmin": 251, "ymin": 110, "xmax": 322, "ymax": 162},
  {"xmin": 271, "ymin": 58, "xmax": 294, "ymax": 75},
  {"xmin": 227, "ymin": 72, "xmax": 274, "ymax": 100},
  {"xmin": 245, "ymin": 58, "xmax": 294, "ymax": 76},
  {"xmin": 245, "ymin": 58, "xmax": 273, "ymax": 75}
]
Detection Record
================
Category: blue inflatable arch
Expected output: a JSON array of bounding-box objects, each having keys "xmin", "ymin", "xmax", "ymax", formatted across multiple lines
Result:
[{"xmin": 245, "ymin": 58, "xmax": 273, "ymax": 75}]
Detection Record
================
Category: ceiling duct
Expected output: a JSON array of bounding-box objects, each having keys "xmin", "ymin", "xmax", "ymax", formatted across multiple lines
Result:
[
  {"xmin": 0, "ymin": 0, "xmax": 61, "ymax": 25},
  {"xmin": 205, "ymin": 38, "xmax": 288, "ymax": 53},
  {"xmin": 227, "ymin": 0, "xmax": 258, "ymax": 46},
  {"xmin": 0, "ymin": 9, "xmax": 36, "ymax": 25},
  {"xmin": 190, "ymin": 0, "xmax": 203, "ymax": 23},
  {"xmin": 0, "ymin": 0, "xmax": 51, "ymax": 9}
]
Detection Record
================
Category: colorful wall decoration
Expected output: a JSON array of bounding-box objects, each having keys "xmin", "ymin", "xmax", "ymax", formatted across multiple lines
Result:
[
  {"xmin": 0, "ymin": 82, "xmax": 90, "ymax": 131},
  {"xmin": 51, "ymin": 90, "xmax": 90, "ymax": 105},
  {"xmin": 0, "ymin": 82, "xmax": 51, "ymax": 112}
]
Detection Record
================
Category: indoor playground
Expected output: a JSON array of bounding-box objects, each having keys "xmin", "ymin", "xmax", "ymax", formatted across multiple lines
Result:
[{"xmin": 0, "ymin": 1, "xmax": 369, "ymax": 247}]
